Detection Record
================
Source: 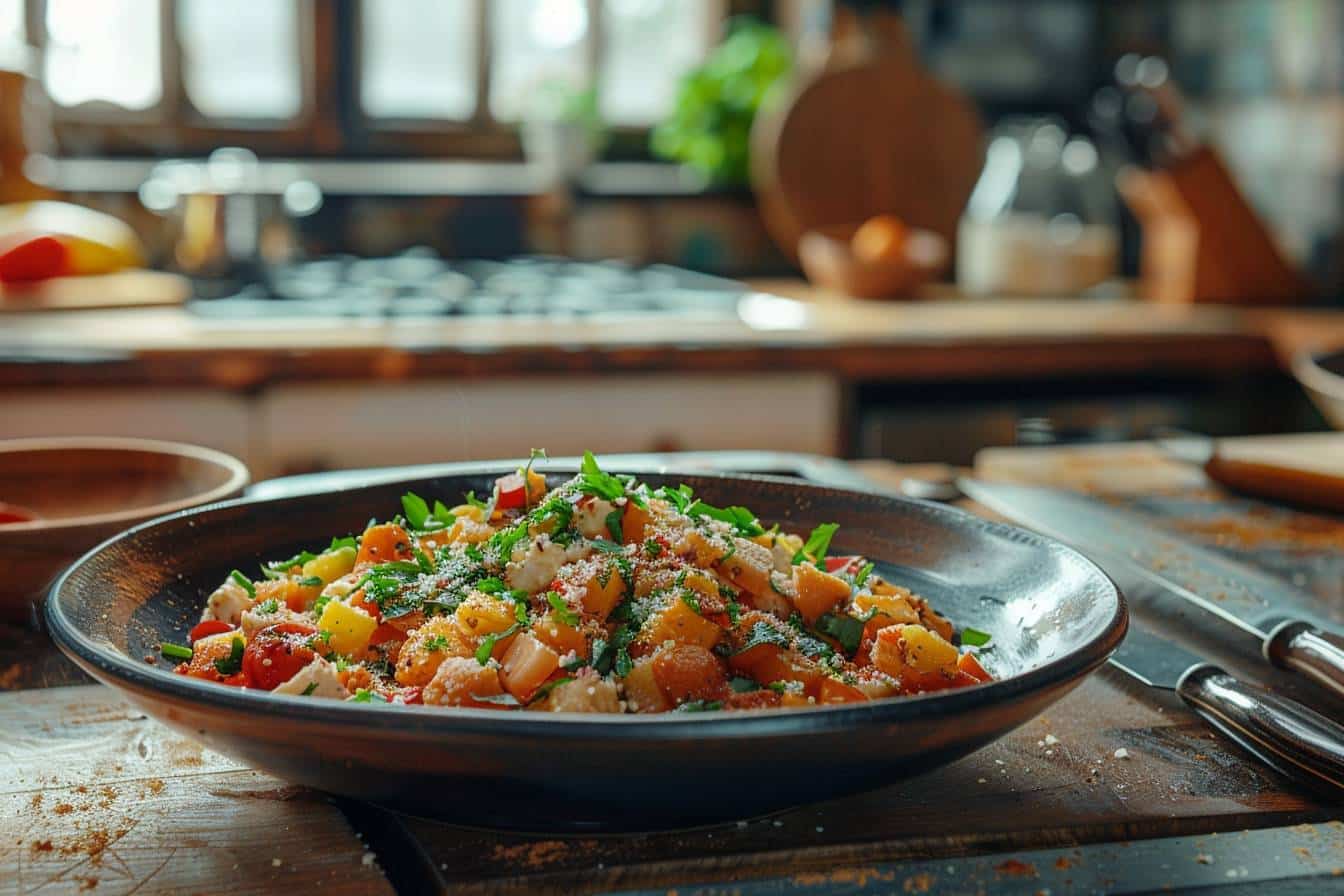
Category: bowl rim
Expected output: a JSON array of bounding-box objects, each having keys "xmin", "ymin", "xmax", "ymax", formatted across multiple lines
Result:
[
  {"xmin": 46, "ymin": 464, "xmax": 1127, "ymax": 741},
  {"xmin": 0, "ymin": 436, "xmax": 250, "ymax": 533},
  {"xmin": 1293, "ymin": 347, "xmax": 1344, "ymax": 400}
]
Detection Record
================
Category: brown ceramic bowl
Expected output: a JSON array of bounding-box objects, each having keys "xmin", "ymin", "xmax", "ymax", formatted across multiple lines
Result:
[
  {"xmin": 798, "ymin": 225, "xmax": 949, "ymax": 300},
  {"xmin": 1293, "ymin": 347, "xmax": 1344, "ymax": 431},
  {"xmin": 1, "ymin": 437, "xmax": 249, "ymax": 623},
  {"xmin": 47, "ymin": 464, "xmax": 1125, "ymax": 831}
]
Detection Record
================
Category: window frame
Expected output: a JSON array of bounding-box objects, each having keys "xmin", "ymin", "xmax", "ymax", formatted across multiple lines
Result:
[{"xmin": 22, "ymin": 0, "xmax": 779, "ymax": 160}]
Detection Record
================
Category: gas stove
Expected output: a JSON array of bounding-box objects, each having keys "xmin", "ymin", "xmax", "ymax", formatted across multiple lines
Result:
[{"xmin": 188, "ymin": 252, "xmax": 746, "ymax": 321}]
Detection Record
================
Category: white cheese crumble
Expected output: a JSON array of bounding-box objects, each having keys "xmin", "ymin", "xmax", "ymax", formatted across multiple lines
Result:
[
  {"xmin": 272, "ymin": 657, "xmax": 349, "ymax": 699},
  {"xmin": 201, "ymin": 577, "xmax": 253, "ymax": 625}
]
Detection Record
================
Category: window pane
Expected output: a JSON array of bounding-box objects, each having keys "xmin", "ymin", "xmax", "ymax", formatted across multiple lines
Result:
[
  {"xmin": 361, "ymin": 0, "xmax": 476, "ymax": 120},
  {"xmin": 44, "ymin": 0, "xmax": 160, "ymax": 109},
  {"xmin": 0, "ymin": 0, "xmax": 22, "ymax": 45},
  {"xmin": 178, "ymin": 0, "xmax": 302, "ymax": 119},
  {"xmin": 600, "ymin": 0, "xmax": 712, "ymax": 125},
  {"xmin": 490, "ymin": 0, "xmax": 589, "ymax": 121}
]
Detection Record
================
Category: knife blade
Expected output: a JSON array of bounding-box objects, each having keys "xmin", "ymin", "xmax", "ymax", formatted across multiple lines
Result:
[
  {"xmin": 958, "ymin": 478, "xmax": 1344, "ymax": 701},
  {"xmin": 1112, "ymin": 623, "xmax": 1344, "ymax": 790}
]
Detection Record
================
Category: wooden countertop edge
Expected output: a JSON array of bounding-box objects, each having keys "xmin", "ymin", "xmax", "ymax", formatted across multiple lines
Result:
[{"xmin": 0, "ymin": 330, "xmax": 1277, "ymax": 390}]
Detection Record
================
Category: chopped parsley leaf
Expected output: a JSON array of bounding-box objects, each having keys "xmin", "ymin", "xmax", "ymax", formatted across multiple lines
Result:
[
  {"xmin": 546, "ymin": 591, "xmax": 579, "ymax": 626},
  {"xmin": 298, "ymin": 575, "xmax": 323, "ymax": 588},
  {"xmin": 728, "ymin": 676, "xmax": 759, "ymax": 693},
  {"xmin": 681, "ymin": 591, "xmax": 702, "ymax": 615},
  {"xmin": 464, "ymin": 490, "xmax": 489, "ymax": 510},
  {"xmin": 348, "ymin": 689, "xmax": 388, "ymax": 704},
  {"xmin": 644, "ymin": 539, "xmax": 663, "ymax": 558},
  {"xmin": 255, "ymin": 597, "xmax": 280, "ymax": 614},
  {"xmin": 423, "ymin": 634, "xmax": 451, "ymax": 653},
  {"xmin": 230, "ymin": 570, "xmax": 256, "ymax": 599},
  {"xmin": 735, "ymin": 620, "xmax": 791, "ymax": 654},
  {"xmin": 816, "ymin": 613, "xmax": 866, "ymax": 655},
  {"xmin": 854, "ymin": 562, "xmax": 875, "ymax": 588},
  {"xmin": 675, "ymin": 700, "xmax": 722, "ymax": 713},
  {"xmin": 614, "ymin": 647, "xmax": 633, "ymax": 677},
  {"xmin": 527, "ymin": 676, "xmax": 574, "ymax": 704},
  {"xmin": 577, "ymin": 450, "xmax": 627, "ymax": 502},
  {"xmin": 401, "ymin": 492, "xmax": 434, "ymax": 530},
  {"xmin": 961, "ymin": 628, "xmax": 993, "ymax": 648},
  {"xmin": 591, "ymin": 539, "xmax": 625, "ymax": 554},
  {"xmin": 301, "ymin": 682, "xmax": 319, "ymax": 696},
  {"xmin": 793, "ymin": 522, "xmax": 840, "ymax": 566},
  {"xmin": 212, "ymin": 636, "xmax": 245, "ymax": 675},
  {"xmin": 160, "ymin": 641, "xmax": 192, "ymax": 661},
  {"xmin": 475, "ymin": 623, "xmax": 524, "ymax": 665},
  {"xmin": 656, "ymin": 483, "xmax": 694, "ymax": 514},
  {"xmin": 686, "ymin": 500, "xmax": 765, "ymax": 537},
  {"xmin": 605, "ymin": 508, "xmax": 624, "ymax": 542},
  {"xmin": 310, "ymin": 596, "xmax": 331, "ymax": 618}
]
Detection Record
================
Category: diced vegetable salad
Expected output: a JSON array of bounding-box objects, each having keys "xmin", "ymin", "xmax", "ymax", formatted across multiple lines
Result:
[{"xmin": 162, "ymin": 452, "xmax": 992, "ymax": 712}]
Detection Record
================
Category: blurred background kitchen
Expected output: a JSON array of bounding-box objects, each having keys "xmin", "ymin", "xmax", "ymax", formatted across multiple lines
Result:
[{"xmin": 5, "ymin": 0, "xmax": 1344, "ymax": 478}]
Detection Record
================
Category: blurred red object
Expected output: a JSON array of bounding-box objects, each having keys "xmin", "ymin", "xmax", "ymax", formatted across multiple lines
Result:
[{"xmin": 0, "ymin": 232, "xmax": 68, "ymax": 283}]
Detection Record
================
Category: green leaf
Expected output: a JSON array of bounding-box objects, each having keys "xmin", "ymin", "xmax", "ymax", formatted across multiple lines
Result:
[
  {"xmin": 686, "ymin": 501, "xmax": 765, "ymax": 537},
  {"xmin": 735, "ymin": 619, "xmax": 791, "ymax": 654},
  {"xmin": 328, "ymin": 536, "xmax": 358, "ymax": 552},
  {"xmin": 656, "ymin": 484, "xmax": 694, "ymax": 514},
  {"xmin": 591, "ymin": 539, "xmax": 625, "ymax": 555},
  {"xmin": 961, "ymin": 628, "xmax": 993, "ymax": 648},
  {"xmin": 793, "ymin": 523, "xmax": 839, "ymax": 566},
  {"xmin": 490, "ymin": 522, "xmax": 530, "ymax": 561},
  {"xmin": 546, "ymin": 591, "xmax": 579, "ymax": 627},
  {"xmin": 256, "ymin": 597, "xmax": 280, "ymax": 614},
  {"xmin": 471, "ymin": 692, "xmax": 522, "ymax": 706},
  {"xmin": 675, "ymin": 700, "xmax": 723, "ymax": 713},
  {"xmin": 816, "ymin": 613, "xmax": 866, "ymax": 655},
  {"xmin": 301, "ymin": 681, "xmax": 318, "ymax": 696},
  {"xmin": 854, "ymin": 562, "xmax": 875, "ymax": 588},
  {"xmin": 681, "ymin": 591, "xmax": 702, "ymax": 615},
  {"xmin": 578, "ymin": 451, "xmax": 629, "ymax": 503},
  {"xmin": 413, "ymin": 548, "xmax": 434, "ymax": 574},
  {"xmin": 788, "ymin": 615, "xmax": 834, "ymax": 659},
  {"xmin": 614, "ymin": 647, "xmax": 633, "ymax": 677},
  {"xmin": 348, "ymin": 689, "xmax": 388, "ymax": 704},
  {"xmin": 527, "ymin": 676, "xmax": 574, "ymax": 705},
  {"xmin": 230, "ymin": 570, "xmax": 256, "ymax": 599},
  {"xmin": 728, "ymin": 675, "xmax": 759, "ymax": 693},
  {"xmin": 260, "ymin": 551, "xmax": 317, "ymax": 579},
  {"xmin": 431, "ymin": 500, "xmax": 456, "ymax": 527},
  {"xmin": 475, "ymin": 623, "xmax": 524, "ymax": 665},
  {"xmin": 160, "ymin": 642, "xmax": 193, "ymax": 661},
  {"xmin": 401, "ymin": 492, "xmax": 431, "ymax": 530},
  {"xmin": 298, "ymin": 576, "xmax": 323, "ymax": 588},
  {"xmin": 605, "ymin": 508, "xmax": 624, "ymax": 542},
  {"xmin": 212, "ymin": 636, "xmax": 245, "ymax": 675},
  {"xmin": 464, "ymin": 490, "xmax": 488, "ymax": 510},
  {"xmin": 309, "ymin": 596, "xmax": 330, "ymax": 618},
  {"xmin": 644, "ymin": 539, "xmax": 663, "ymax": 558}
]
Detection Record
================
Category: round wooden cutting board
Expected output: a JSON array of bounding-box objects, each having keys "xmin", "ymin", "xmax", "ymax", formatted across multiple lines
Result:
[{"xmin": 751, "ymin": 11, "xmax": 984, "ymax": 260}]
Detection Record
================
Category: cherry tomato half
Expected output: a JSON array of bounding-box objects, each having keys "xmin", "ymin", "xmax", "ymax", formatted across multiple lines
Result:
[
  {"xmin": 494, "ymin": 472, "xmax": 527, "ymax": 510},
  {"xmin": 189, "ymin": 620, "xmax": 235, "ymax": 644},
  {"xmin": 825, "ymin": 555, "xmax": 861, "ymax": 575},
  {"xmin": 242, "ymin": 622, "xmax": 317, "ymax": 691}
]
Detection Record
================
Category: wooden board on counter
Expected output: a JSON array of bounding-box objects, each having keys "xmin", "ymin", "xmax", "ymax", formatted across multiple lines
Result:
[{"xmin": 0, "ymin": 269, "xmax": 190, "ymax": 312}]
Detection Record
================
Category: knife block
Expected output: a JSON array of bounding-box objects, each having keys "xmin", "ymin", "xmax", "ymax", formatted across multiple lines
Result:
[{"xmin": 1118, "ymin": 146, "xmax": 1315, "ymax": 305}]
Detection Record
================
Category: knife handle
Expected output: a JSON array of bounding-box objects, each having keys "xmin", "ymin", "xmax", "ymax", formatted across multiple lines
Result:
[
  {"xmin": 1177, "ymin": 663, "xmax": 1344, "ymax": 791},
  {"xmin": 1264, "ymin": 620, "xmax": 1344, "ymax": 700}
]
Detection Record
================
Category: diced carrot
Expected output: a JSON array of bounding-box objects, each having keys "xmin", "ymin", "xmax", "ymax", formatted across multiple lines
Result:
[
  {"xmin": 356, "ymin": 523, "xmax": 414, "ymax": 566},
  {"xmin": 499, "ymin": 633, "xmax": 560, "ymax": 701},
  {"xmin": 622, "ymin": 500, "xmax": 652, "ymax": 544},
  {"xmin": 532, "ymin": 613, "xmax": 588, "ymax": 659},
  {"xmin": 792, "ymin": 563, "xmax": 851, "ymax": 624},
  {"xmin": 817, "ymin": 677, "xmax": 869, "ymax": 704},
  {"xmin": 582, "ymin": 565, "xmax": 626, "ymax": 619},
  {"xmin": 652, "ymin": 645, "xmax": 726, "ymax": 705},
  {"xmin": 254, "ymin": 577, "xmax": 318, "ymax": 613},
  {"xmin": 639, "ymin": 598, "xmax": 722, "ymax": 651},
  {"xmin": 957, "ymin": 650, "xmax": 992, "ymax": 683}
]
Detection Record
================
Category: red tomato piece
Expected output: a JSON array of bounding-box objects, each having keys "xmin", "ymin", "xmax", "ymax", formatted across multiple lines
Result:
[
  {"xmin": 0, "ymin": 234, "xmax": 68, "ymax": 283},
  {"xmin": 368, "ymin": 622, "xmax": 405, "ymax": 646},
  {"xmin": 189, "ymin": 620, "xmax": 235, "ymax": 644},
  {"xmin": 494, "ymin": 472, "xmax": 527, "ymax": 510},
  {"xmin": 242, "ymin": 622, "xmax": 318, "ymax": 691},
  {"xmin": 825, "ymin": 555, "xmax": 861, "ymax": 574},
  {"xmin": 0, "ymin": 502, "xmax": 38, "ymax": 524}
]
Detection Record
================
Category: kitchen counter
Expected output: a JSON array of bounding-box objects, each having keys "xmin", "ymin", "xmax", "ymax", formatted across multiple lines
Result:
[
  {"xmin": 0, "ymin": 285, "xmax": 1306, "ymax": 390},
  {"xmin": 5, "ymin": 445, "xmax": 1344, "ymax": 894}
]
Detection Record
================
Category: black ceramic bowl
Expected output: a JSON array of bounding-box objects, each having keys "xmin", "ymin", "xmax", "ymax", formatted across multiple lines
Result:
[{"xmin": 47, "ymin": 465, "xmax": 1126, "ymax": 831}]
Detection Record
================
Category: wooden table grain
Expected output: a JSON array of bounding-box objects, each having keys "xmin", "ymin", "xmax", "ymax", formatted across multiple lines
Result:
[{"xmin": 5, "ymin": 450, "xmax": 1344, "ymax": 894}]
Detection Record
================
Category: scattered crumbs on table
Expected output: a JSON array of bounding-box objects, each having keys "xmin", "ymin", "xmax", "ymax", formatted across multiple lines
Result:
[
  {"xmin": 1043, "ymin": 733, "xmax": 1060, "ymax": 746},
  {"xmin": 1114, "ymin": 748, "xmax": 1131, "ymax": 760},
  {"xmin": 994, "ymin": 859, "xmax": 1038, "ymax": 878},
  {"xmin": 1196, "ymin": 854, "xmax": 1214, "ymax": 865},
  {"xmin": 272, "ymin": 858, "xmax": 282, "ymax": 867}
]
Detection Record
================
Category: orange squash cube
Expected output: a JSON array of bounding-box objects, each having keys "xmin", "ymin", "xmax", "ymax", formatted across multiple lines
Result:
[
  {"xmin": 582, "ymin": 564, "xmax": 626, "ymax": 620},
  {"xmin": 792, "ymin": 563, "xmax": 852, "ymax": 624},
  {"xmin": 639, "ymin": 597, "xmax": 722, "ymax": 651}
]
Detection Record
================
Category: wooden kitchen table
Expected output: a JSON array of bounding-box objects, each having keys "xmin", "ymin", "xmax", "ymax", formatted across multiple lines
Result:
[{"xmin": 6, "ymin": 449, "xmax": 1344, "ymax": 895}]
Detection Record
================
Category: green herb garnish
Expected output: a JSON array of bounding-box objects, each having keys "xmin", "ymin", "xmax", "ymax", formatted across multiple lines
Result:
[
  {"xmin": 301, "ymin": 681, "xmax": 319, "ymax": 696},
  {"xmin": 656, "ymin": 483, "xmax": 694, "ymax": 513},
  {"xmin": 816, "ymin": 613, "xmax": 866, "ymax": 655},
  {"xmin": 546, "ymin": 591, "xmax": 579, "ymax": 626},
  {"xmin": 605, "ymin": 508, "xmax": 624, "ymax": 542},
  {"xmin": 961, "ymin": 628, "xmax": 993, "ymax": 648},
  {"xmin": 348, "ymin": 689, "xmax": 389, "ymax": 704},
  {"xmin": 298, "ymin": 576, "xmax": 323, "ymax": 588},
  {"xmin": 728, "ymin": 676, "xmax": 759, "ymax": 693},
  {"xmin": 854, "ymin": 562, "xmax": 875, "ymax": 588},
  {"xmin": 686, "ymin": 501, "xmax": 765, "ymax": 537},
  {"xmin": 591, "ymin": 539, "xmax": 625, "ymax": 554},
  {"xmin": 213, "ymin": 636, "xmax": 245, "ymax": 675},
  {"xmin": 230, "ymin": 570, "xmax": 256, "ymax": 599},
  {"xmin": 676, "ymin": 700, "xmax": 723, "ymax": 712},
  {"xmin": 160, "ymin": 642, "xmax": 193, "ymax": 661},
  {"xmin": 644, "ymin": 539, "xmax": 663, "ymax": 558},
  {"xmin": 475, "ymin": 623, "xmax": 524, "ymax": 665},
  {"xmin": 793, "ymin": 523, "xmax": 839, "ymax": 566}
]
